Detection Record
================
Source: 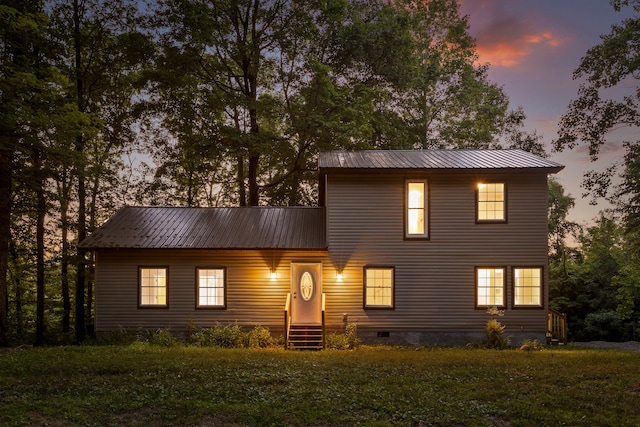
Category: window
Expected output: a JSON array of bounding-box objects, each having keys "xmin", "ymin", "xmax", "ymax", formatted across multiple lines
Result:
[
  {"xmin": 197, "ymin": 268, "xmax": 226, "ymax": 308},
  {"xmin": 364, "ymin": 267, "xmax": 394, "ymax": 308},
  {"xmin": 476, "ymin": 267, "xmax": 505, "ymax": 308},
  {"xmin": 406, "ymin": 180, "xmax": 428, "ymax": 238},
  {"xmin": 139, "ymin": 267, "xmax": 168, "ymax": 307},
  {"xmin": 477, "ymin": 182, "xmax": 506, "ymax": 222},
  {"xmin": 514, "ymin": 267, "xmax": 542, "ymax": 307}
]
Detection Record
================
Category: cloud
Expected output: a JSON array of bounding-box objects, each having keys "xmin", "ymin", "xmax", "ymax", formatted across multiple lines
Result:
[{"xmin": 460, "ymin": 0, "xmax": 565, "ymax": 67}]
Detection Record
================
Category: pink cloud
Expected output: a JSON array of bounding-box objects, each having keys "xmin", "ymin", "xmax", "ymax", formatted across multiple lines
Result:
[{"xmin": 460, "ymin": 0, "xmax": 566, "ymax": 67}]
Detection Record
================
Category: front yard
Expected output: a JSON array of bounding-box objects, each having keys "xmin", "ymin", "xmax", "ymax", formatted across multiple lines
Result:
[{"xmin": 1, "ymin": 344, "xmax": 639, "ymax": 426}]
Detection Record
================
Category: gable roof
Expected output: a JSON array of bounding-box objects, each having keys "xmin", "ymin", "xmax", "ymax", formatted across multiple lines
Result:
[
  {"xmin": 79, "ymin": 206, "xmax": 326, "ymax": 250},
  {"xmin": 318, "ymin": 149, "xmax": 564, "ymax": 173}
]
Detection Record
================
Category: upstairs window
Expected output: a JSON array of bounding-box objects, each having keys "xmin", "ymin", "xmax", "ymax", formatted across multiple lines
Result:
[
  {"xmin": 477, "ymin": 182, "xmax": 506, "ymax": 222},
  {"xmin": 406, "ymin": 180, "xmax": 428, "ymax": 238},
  {"xmin": 476, "ymin": 267, "xmax": 505, "ymax": 308},
  {"xmin": 364, "ymin": 267, "xmax": 394, "ymax": 309},
  {"xmin": 139, "ymin": 267, "xmax": 168, "ymax": 307},
  {"xmin": 514, "ymin": 267, "xmax": 543, "ymax": 307},
  {"xmin": 197, "ymin": 268, "xmax": 226, "ymax": 308}
]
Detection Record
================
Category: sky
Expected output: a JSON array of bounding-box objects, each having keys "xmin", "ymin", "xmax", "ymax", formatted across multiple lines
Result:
[{"xmin": 458, "ymin": 0, "xmax": 638, "ymax": 228}]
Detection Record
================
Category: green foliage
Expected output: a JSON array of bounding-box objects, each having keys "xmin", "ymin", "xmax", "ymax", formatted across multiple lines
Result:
[
  {"xmin": 484, "ymin": 307, "xmax": 510, "ymax": 349},
  {"xmin": 148, "ymin": 328, "xmax": 182, "ymax": 347},
  {"xmin": 245, "ymin": 325, "xmax": 278, "ymax": 349},
  {"xmin": 325, "ymin": 323, "xmax": 361, "ymax": 350}
]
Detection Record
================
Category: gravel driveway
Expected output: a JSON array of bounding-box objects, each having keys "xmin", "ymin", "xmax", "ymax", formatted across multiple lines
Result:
[{"xmin": 572, "ymin": 341, "xmax": 640, "ymax": 352}]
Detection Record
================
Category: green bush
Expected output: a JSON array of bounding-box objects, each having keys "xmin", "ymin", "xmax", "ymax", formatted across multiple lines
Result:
[
  {"xmin": 485, "ymin": 307, "xmax": 510, "ymax": 349},
  {"xmin": 192, "ymin": 322, "xmax": 245, "ymax": 348},
  {"xmin": 246, "ymin": 325, "xmax": 276, "ymax": 348},
  {"xmin": 148, "ymin": 328, "xmax": 182, "ymax": 347},
  {"xmin": 326, "ymin": 323, "xmax": 361, "ymax": 350}
]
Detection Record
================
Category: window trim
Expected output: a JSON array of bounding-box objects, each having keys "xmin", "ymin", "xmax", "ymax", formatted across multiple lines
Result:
[
  {"xmin": 512, "ymin": 266, "xmax": 544, "ymax": 309},
  {"xmin": 475, "ymin": 266, "xmax": 506, "ymax": 309},
  {"xmin": 476, "ymin": 182, "xmax": 507, "ymax": 223},
  {"xmin": 404, "ymin": 178, "xmax": 429, "ymax": 240},
  {"xmin": 363, "ymin": 265, "xmax": 395, "ymax": 310},
  {"xmin": 195, "ymin": 267, "xmax": 227, "ymax": 310},
  {"xmin": 138, "ymin": 266, "xmax": 169, "ymax": 309}
]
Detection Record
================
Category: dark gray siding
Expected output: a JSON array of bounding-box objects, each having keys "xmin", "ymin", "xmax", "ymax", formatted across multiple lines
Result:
[{"xmin": 325, "ymin": 170, "xmax": 551, "ymax": 339}]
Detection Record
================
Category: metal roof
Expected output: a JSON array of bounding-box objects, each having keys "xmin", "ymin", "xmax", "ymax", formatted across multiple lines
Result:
[
  {"xmin": 318, "ymin": 149, "xmax": 564, "ymax": 173},
  {"xmin": 79, "ymin": 206, "xmax": 326, "ymax": 250}
]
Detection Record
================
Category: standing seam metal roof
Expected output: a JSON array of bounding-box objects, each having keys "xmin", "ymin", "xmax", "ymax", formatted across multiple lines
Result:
[
  {"xmin": 318, "ymin": 149, "xmax": 564, "ymax": 172},
  {"xmin": 78, "ymin": 206, "xmax": 326, "ymax": 250}
]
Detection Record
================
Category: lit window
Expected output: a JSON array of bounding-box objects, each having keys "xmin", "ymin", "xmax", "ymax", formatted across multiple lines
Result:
[
  {"xmin": 477, "ymin": 183, "xmax": 505, "ymax": 222},
  {"xmin": 197, "ymin": 268, "xmax": 226, "ymax": 308},
  {"xmin": 406, "ymin": 180, "xmax": 427, "ymax": 237},
  {"xmin": 140, "ymin": 267, "xmax": 168, "ymax": 307},
  {"xmin": 514, "ymin": 268, "xmax": 542, "ymax": 307},
  {"xmin": 476, "ymin": 267, "xmax": 505, "ymax": 307},
  {"xmin": 364, "ymin": 267, "xmax": 394, "ymax": 308}
]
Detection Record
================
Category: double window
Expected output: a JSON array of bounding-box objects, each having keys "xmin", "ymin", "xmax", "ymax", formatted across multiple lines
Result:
[
  {"xmin": 139, "ymin": 267, "xmax": 168, "ymax": 307},
  {"xmin": 476, "ymin": 266, "xmax": 543, "ymax": 309},
  {"xmin": 406, "ymin": 180, "xmax": 428, "ymax": 238},
  {"xmin": 364, "ymin": 267, "xmax": 394, "ymax": 309},
  {"xmin": 477, "ymin": 182, "xmax": 506, "ymax": 222}
]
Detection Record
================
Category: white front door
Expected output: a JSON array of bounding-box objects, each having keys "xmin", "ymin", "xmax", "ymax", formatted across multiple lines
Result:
[{"xmin": 291, "ymin": 262, "xmax": 322, "ymax": 324}]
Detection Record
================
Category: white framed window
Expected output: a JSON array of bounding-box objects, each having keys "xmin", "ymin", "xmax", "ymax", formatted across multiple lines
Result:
[
  {"xmin": 197, "ymin": 268, "xmax": 226, "ymax": 308},
  {"xmin": 476, "ymin": 267, "xmax": 505, "ymax": 308},
  {"xmin": 364, "ymin": 267, "xmax": 394, "ymax": 309},
  {"xmin": 406, "ymin": 180, "xmax": 428, "ymax": 238},
  {"xmin": 139, "ymin": 267, "xmax": 168, "ymax": 307},
  {"xmin": 477, "ymin": 182, "xmax": 506, "ymax": 222},
  {"xmin": 514, "ymin": 267, "xmax": 543, "ymax": 307}
]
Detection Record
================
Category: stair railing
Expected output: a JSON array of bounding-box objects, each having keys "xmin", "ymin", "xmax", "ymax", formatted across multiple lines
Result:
[
  {"xmin": 321, "ymin": 293, "xmax": 326, "ymax": 348},
  {"xmin": 548, "ymin": 308, "xmax": 567, "ymax": 344},
  {"xmin": 284, "ymin": 293, "xmax": 291, "ymax": 349}
]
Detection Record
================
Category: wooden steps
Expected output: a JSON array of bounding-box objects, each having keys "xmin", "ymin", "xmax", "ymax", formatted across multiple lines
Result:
[{"xmin": 287, "ymin": 324, "xmax": 323, "ymax": 350}]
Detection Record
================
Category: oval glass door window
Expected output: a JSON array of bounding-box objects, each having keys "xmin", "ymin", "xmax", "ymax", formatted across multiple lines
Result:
[{"xmin": 300, "ymin": 272, "xmax": 313, "ymax": 301}]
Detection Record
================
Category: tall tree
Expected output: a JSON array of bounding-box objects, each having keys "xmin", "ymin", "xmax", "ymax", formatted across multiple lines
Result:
[
  {"xmin": 150, "ymin": 0, "xmax": 536, "ymax": 207},
  {"xmin": 0, "ymin": 0, "xmax": 53, "ymax": 346},
  {"xmin": 49, "ymin": 0, "xmax": 151, "ymax": 341},
  {"xmin": 554, "ymin": 0, "xmax": 640, "ymax": 203}
]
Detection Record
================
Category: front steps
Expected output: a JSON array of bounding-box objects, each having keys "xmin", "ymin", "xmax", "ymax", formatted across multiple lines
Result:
[{"xmin": 287, "ymin": 324, "xmax": 323, "ymax": 350}]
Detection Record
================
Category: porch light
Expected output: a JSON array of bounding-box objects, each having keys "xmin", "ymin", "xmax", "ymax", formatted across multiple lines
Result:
[
  {"xmin": 270, "ymin": 269, "xmax": 277, "ymax": 280},
  {"xmin": 336, "ymin": 270, "xmax": 343, "ymax": 281}
]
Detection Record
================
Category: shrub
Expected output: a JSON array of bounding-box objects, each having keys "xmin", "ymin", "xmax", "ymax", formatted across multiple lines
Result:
[
  {"xmin": 485, "ymin": 306, "xmax": 510, "ymax": 349},
  {"xmin": 246, "ymin": 325, "xmax": 276, "ymax": 348},
  {"xmin": 192, "ymin": 322, "xmax": 246, "ymax": 348},
  {"xmin": 326, "ymin": 323, "xmax": 361, "ymax": 350},
  {"xmin": 148, "ymin": 328, "xmax": 182, "ymax": 347}
]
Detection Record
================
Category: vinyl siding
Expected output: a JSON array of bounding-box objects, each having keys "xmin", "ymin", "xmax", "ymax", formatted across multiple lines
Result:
[
  {"xmin": 94, "ymin": 250, "xmax": 330, "ymax": 333},
  {"xmin": 325, "ymin": 170, "xmax": 550, "ymax": 336},
  {"xmin": 93, "ymin": 168, "xmax": 553, "ymax": 342}
]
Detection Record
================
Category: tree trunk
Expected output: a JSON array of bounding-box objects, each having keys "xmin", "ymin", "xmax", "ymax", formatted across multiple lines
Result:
[
  {"xmin": 34, "ymin": 149, "xmax": 46, "ymax": 347},
  {"xmin": 0, "ymin": 148, "xmax": 11, "ymax": 346},
  {"xmin": 60, "ymin": 178, "xmax": 70, "ymax": 333},
  {"xmin": 73, "ymin": 0, "xmax": 86, "ymax": 343}
]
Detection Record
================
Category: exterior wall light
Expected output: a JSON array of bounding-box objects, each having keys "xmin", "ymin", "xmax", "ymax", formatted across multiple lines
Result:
[
  {"xmin": 270, "ymin": 270, "xmax": 277, "ymax": 280},
  {"xmin": 336, "ymin": 270, "xmax": 343, "ymax": 281}
]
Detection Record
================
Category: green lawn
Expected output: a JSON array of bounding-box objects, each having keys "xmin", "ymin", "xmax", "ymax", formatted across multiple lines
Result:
[{"xmin": 1, "ymin": 344, "xmax": 639, "ymax": 426}]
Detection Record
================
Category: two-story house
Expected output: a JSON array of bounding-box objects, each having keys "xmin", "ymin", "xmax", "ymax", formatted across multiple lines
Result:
[{"xmin": 79, "ymin": 149, "xmax": 564, "ymax": 347}]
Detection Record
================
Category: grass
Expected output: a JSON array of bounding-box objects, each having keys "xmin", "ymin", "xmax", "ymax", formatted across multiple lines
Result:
[{"xmin": 1, "ymin": 344, "xmax": 639, "ymax": 426}]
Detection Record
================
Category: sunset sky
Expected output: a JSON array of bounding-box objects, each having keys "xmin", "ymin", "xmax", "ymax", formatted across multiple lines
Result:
[{"xmin": 458, "ymin": 0, "xmax": 637, "ymax": 228}]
